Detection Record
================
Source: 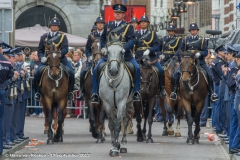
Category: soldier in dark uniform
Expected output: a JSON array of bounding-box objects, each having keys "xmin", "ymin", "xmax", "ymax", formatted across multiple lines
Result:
[
  {"xmin": 158, "ymin": 23, "xmax": 182, "ymax": 65},
  {"xmin": 134, "ymin": 14, "xmax": 166, "ymax": 97},
  {"xmin": 170, "ymin": 22, "xmax": 218, "ymax": 102},
  {"xmin": 210, "ymin": 45, "xmax": 227, "ymax": 134},
  {"xmin": 91, "ymin": 4, "xmax": 140, "ymax": 103},
  {"xmin": 130, "ymin": 16, "xmax": 139, "ymax": 31},
  {"xmin": 77, "ymin": 15, "xmax": 105, "ymax": 101},
  {"xmin": 34, "ymin": 16, "xmax": 77, "ymax": 101},
  {"xmin": 91, "ymin": 25, "xmax": 97, "ymax": 33},
  {"xmin": 0, "ymin": 42, "xmax": 14, "ymax": 154}
]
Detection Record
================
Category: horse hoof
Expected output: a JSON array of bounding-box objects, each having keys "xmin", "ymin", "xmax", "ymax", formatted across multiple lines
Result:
[
  {"xmin": 59, "ymin": 137, "xmax": 63, "ymax": 142},
  {"xmin": 96, "ymin": 139, "xmax": 104, "ymax": 143},
  {"xmin": 47, "ymin": 140, "xmax": 54, "ymax": 144},
  {"xmin": 194, "ymin": 138, "xmax": 199, "ymax": 144},
  {"xmin": 186, "ymin": 139, "xmax": 194, "ymax": 145},
  {"xmin": 146, "ymin": 138, "xmax": 153, "ymax": 143},
  {"xmin": 92, "ymin": 133, "xmax": 98, "ymax": 139},
  {"xmin": 175, "ymin": 132, "xmax": 181, "ymax": 137},
  {"xmin": 167, "ymin": 130, "xmax": 175, "ymax": 135},
  {"xmin": 162, "ymin": 131, "xmax": 168, "ymax": 136},
  {"xmin": 53, "ymin": 137, "xmax": 60, "ymax": 143},
  {"xmin": 110, "ymin": 150, "xmax": 119, "ymax": 157},
  {"xmin": 102, "ymin": 137, "xmax": 105, "ymax": 141},
  {"xmin": 137, "ymin": 135, "xmax": 144, "ymax": 142},
  {"xmin": 120, "ymin": 147, "xmax": 127, "ymax": 153},
  {"xmin": 44, "ymin": 130, "xmax": 48, "ymax": 134}
]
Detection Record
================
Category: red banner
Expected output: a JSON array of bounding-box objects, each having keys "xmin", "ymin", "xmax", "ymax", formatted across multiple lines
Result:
[{"xmin": 104, "ymin": 5, "xmax": 146, "ymax": 23}]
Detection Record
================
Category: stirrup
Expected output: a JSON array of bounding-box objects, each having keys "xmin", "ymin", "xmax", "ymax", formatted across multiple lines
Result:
[
  {"xmin": 35, "ymin": 93, "xmax": 41, "ymax": 102},
  {"xmin": 158, "ymin": 88, "xmax": 166, "ymax": 98},
  {"xmin": 76, "ymin": 93, "xmax": 84, "ymax": 101},
  {"xmin": 91, "ymin": 94, "xmax": 99, "ymax": 104},
  {"xmin": 73, "ymin": 84, "xmax": 79, "ymax": 93},
  {"xmin": 68, "ymin": 92, "xmax": 74, "ymax": 100},
  {"xmin": 170, "ymin": 92, "xmax": 177, "ymax": 101},
  {"xmin": 211, "ymin": 93, "xmax": 218, "ymax": 102},
  {"xmin": 133, "ymin": 92, "xmax": 141, "ymax": 102}
]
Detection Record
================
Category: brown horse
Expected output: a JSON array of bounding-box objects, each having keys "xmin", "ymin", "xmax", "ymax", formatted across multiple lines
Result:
[
  {"xmin": 135, "ymin": 56, "xmax": 167, "ymax": 143},
  {"xmin": 41, "ymin": 44, "xmax": 68, "ymax": 144},
  {"xmin": 83, "ymin": 35, "xmax": 106, "ymax": 143},
  {"xmin": 179, "ymin": 51, "xmax": 208, "ymax": 144},
  {"xmin": 164, "ymin": 56, "xmax": 182, "ymax": 137}
]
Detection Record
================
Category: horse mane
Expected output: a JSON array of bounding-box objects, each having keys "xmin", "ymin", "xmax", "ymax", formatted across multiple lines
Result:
[{"xmin": 170, "ymin": 56, "xmax": 179, "ymax": 74}]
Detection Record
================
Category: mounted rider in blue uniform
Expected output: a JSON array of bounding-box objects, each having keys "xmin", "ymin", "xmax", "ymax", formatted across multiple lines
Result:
[
  {"xmin": 34, "ymin": 15, "xmax": 77, "ymax": 101},
  {"xmin": 170, "ymin": 22, "xmax": 218, "ymax": 102},
  {"xmin": 77, "ymin": 15, "xmax": 105, "ymax": 100},
  {"xmin": 91, "ymin": 4, "xmax": 141, "ymax": 103},
  {"xmin": 134, "ymin": 14, "xmax": 166, "ymax": 97},
  {"xmin": 158, "ymin": 24, "xmax": 182, "ymax": 65}
]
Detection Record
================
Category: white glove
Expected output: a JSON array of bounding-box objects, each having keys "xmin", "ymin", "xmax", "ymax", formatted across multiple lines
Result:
[
  {"xmin": 122, "ymin": 48, "xmax": 125, "ymax": 53},
  {"xmin": 88, "ymin": 56, "xmax": 93, "ymax": 62},
  {"xmin": 41, "ymin": 57, "xmax": 47, "ymax": 63},
  {"xmin": 159, "ymin": 54, "xmax": 165, "ymax": 60},
  {"xmin": 101, "ymin": 48, "xmax": 107, "ymax": 55},
  {"xmin": 143, "ymin": 49, "xmax": 150, "ymax": 56},
  {"xmin": 194, "ymin": 52, "xmax": 201, "ymax": 58}
]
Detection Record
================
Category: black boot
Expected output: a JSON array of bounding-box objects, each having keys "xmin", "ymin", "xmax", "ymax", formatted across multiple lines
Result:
[
  {"xmin": 68, "ymin": 78, "xmax": 74, "ymax": 100},
  {"xmin": 170, "ymin": 72, "xmax": 180, "ymax": 101},
  {"xmin": 209, "ymin": 78, "xmax": 218, "ymax": 102},
  {"xmin": 159, "ymin": 74, "xmax": 166, "ymax": 98},
  {"xmin": 133, "ymin": 91, "xmax": 141, "ymax": 101},
  {"xmin": 91, "ymin": 93, "xmax": 99, "ymax": 104},
  {"xmin": 76, "ymin": 71, "xmax": 86, "ymax": 101},
  {"xmin": 34, "ymin": 78, "xmax": 41, "ymax": 101}
]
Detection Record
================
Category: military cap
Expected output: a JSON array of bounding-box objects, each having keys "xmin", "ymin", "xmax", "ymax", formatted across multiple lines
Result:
[
  {"xmin": 0, "ymin": 41, "xmax": 12, "ymax": 52},
  {"xmin": 49, "ymin": 15, "xmax": 60, "ymax": 26},
  {"xmin": 130, "ymin": 16, "xmax": 139, "ymax": 23},
  {"xmin": 94, "ymin": 14, "xmax": 105, "ymax": 25},
  {"xmin": 14, "ymin": 47, "xmax": 23, "ymax": 55},
  {"xmin": 188, "ymin": 22, "xmax": 199, "ymax": 31},
  {"xmin": 215, "ymin": 44, "xmax": 226, "ymax": 53},
  {"xmin": 3, "ymin": 48, "xmax": 14, "ymax": 56},
  {"xmin": 91, "ymin": 25, "xmax": 97, "ymax": 32},
  {"xmin": 139, "ymin": 13, "xmax": 150, "ymax": 23},
  {"xmin": 235, "ymin": 52, "xmax": 240, "ymax": 58},
  {"xmin": 112, "ymin": 4, "xmax": 127, "ymax": 13},
  {"xmin": 167, "ymin": 23, "xmax": 176, "ymax": 31}
]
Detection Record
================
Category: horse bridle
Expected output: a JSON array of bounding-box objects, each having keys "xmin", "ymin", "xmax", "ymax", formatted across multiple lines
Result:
[
  {"xmin": 48, "ymin": 52, "xmax": 61, "ymax": 69},
  {"xmin": 180, "ymin": 56, "xmax": 195, "ymax": 78},
  {"xmin": 140, "ymin": 67, "xmax": 153, "ymax": 93}
]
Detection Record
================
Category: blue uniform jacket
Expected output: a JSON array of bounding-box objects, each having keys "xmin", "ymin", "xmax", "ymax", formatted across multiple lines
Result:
[
  {"xmin": 38, "ymin": 31, "xmax": 68, "ymax": 63},
  {"xmin": 85, "ymin": 31, "xmax": 101, "ymax": 58},
  {"xmin": 100, "ymin": 21, "xmax": 136, "ymax": 61},
  {"xmin": 134, "ymin": 29, "xmax": 159, "ymax": 62},
  {"xmin": 210, "ymin": 56, "xmax": 226, "ymax": 85},
  {"xmin": 181, "ymin": 35, "xmax": 208, "ymax": 64},
  {"xmin": 159, "ymin": 35, "xmax": 182, "ymax": 58},
  {"xmin": 0, "ymin": 54, "xmax": 13, "ymax": 88},
  {"xmin": 227, "ymin": 61, "xmax": 239, "ymax": 94}
]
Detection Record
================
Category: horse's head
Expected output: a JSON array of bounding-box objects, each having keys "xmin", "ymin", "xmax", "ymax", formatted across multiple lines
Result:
[
  {"xmin": 140, "ymin": 66, "xmax": 153, "ymax": 94},
  {"xmin": 90, "ymin": 35, "xmax": 102, "ymax": 64},
  {"xmin": 180, "ymin": 50, "xmax": 196, "ymax": 81},
  {"xmin": 140, "ymin": 55, "xmax": 155, "ymax": 69},
  {"xmin": 106, "ymin": 33, "xmax": 124, "ymax": 76},
  {"xmin": 46, "ymin": 44, "xmax": 61, "ymax": 79}
]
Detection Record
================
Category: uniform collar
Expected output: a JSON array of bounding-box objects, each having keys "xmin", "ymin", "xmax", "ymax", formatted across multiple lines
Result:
[
  {"xmin": 50, "ymin": 31, "xmax": 58, "ymax": 37},
  {"xmin": 191, "ymin": 35, "xmax": 198, "ymax": 39},
  {"xmin": 115, "ymin": 20, "xmax": 122, "ymax": 27},
  {"xmin": 97, "ymin": 30, "xmax": 103, "ymax": 35},
  {"xmin": 140, "ymin": 29, "xmax": 147, "ymax": 35}
]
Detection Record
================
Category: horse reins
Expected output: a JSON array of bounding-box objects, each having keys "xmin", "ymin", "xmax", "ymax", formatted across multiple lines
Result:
[{"xmin": 140, "ymin": 67, "xmax": 153, "ymax": 93}]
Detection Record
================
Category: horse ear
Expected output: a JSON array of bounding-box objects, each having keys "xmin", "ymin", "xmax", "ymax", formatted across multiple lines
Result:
[{"xmin": 90, "ymin": 34, "xmax": 95, "ymax": 41}]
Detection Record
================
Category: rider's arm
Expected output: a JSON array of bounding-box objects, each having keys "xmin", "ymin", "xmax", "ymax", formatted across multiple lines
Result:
[
  {"xmin": 37, "ymin": 35, "xmax": 45, "ymax": 59},
  {"xmin": 60, "ymin": 35, "xmax": 69, "ymax": 57},
  {"xmin": 123, "ymin": 25, "xmax": 136, "ymax": 51},
  {"xmin": 149, "ymin": 32, "xmax": 159, "ymax": 54},
  {"xmin": 85, "ymin": 34, "xmax": 93, "ymax": 58},
  {"xmin": 199, "ymin": 38, "xmax": 208, "ymax": 57},
  {"xmin": 100, "ymin": 23, "xmax": 108, "ymax": 49}
]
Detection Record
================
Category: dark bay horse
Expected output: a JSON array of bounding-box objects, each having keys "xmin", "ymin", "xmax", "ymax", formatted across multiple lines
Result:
[
  {"xmin": 164, "ymin": 56, "xmax": 182, "ymax": 137},
  {"xmin": 135, "ymin": 56, "xmax": 167, "ymax": 143},
  {"xmin": 83, "ymin": 35, "xmax": 106, "ymax": 143},
  {"xmin": 41, "ymin": 44, "xmax": 68, "ymax": 144},
  {"xmin": 179, "ymin": 51, "xmax": 208, "ymax": 144}
]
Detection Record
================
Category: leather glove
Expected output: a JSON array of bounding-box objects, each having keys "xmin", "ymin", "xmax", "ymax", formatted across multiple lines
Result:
[
  {"xmin": 159, "ymin": 54, "xmax": 165, "ymax": 60},
  {"xmin": 101, "ymin": 48, "xmax": 107, "ymax": 55},
  {"xmin": 41, "ymin": 57, "xmax": 47, "ymax": 64},
  {"xmin": 143, "ymin": 49, "xmax": 150, "ymax": 56},
  {"xmin": 194, "ymin": 52, "xmax": 201, "ymax": 58},
  {"xmin": 122, "ymin": 48, "xmax": 125, "ymax": 54},
  {"xmin": 88, "ymin": 56, "xmax": 93, "ymax": 62}
]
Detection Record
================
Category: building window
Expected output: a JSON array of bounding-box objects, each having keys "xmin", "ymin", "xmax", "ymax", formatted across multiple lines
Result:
[
  {"xmin": 160, "ymin": 0, "xmax": 163, "ymax": 7},
  {"xmin": 155, "ymin": 0, "xmax": 157, "ymax": 7}
]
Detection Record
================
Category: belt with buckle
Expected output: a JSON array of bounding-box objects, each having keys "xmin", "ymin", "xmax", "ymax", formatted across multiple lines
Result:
[
  {"xmin": 187, "ymin": 50, "xmax": 199, "ymax": 53},
  {"xmin": 137, "ymin": 47, "xmax": 150, "ymax": 51},
  {"xmin": 163, "ymin": 51, "xmax": 175, "ymax": 54}
]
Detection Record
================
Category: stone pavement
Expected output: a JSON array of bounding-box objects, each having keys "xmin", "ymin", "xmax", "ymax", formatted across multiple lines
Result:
[{"xmin": 3, "ymin": 117, "xmax": 230, "ymax": 160}]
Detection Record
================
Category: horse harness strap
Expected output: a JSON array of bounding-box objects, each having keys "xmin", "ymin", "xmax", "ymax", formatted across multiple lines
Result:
[
  {"xmin": 47, "ymin": 66, "xmax": 63, "ymax": 88},
  {"xmin": 123, "ymin": 62, "xmax": 134, "ymax": 88},
  {"xmin": 39, "ymin": 67, "xmax": 48, "ymax": 86},
  {"xmin": 152, "ymin": 66, "xmax": 159, "ymax": 84}
]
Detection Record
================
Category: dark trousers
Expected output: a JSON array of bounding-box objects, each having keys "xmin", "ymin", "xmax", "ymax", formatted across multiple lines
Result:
[
  {"xmin": 11, "ymin": 101, "xmax": 20, "ymax": 141},
  {"xmin": 3, "ymin": 103, "xmax": 13, "ymax": 144},
  {"xmin": 17, "ymin": 99, "xmax": 27, "ymax": 138},
  {"xmin": 0, "ymin": 90, "xmax": 5, "ymax": 153},
  {"xmin": 200, "ymin": 94, "xmax": 209, "ymax": 125}
]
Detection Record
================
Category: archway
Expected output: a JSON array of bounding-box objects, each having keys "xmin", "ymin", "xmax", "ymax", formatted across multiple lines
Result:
[{"xmin": 16, "ymin": 6, "xmax": 67, "ymax": 32}]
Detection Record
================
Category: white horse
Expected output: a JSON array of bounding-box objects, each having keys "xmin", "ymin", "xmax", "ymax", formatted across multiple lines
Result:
[{"xmin": 99, "ymin": 35, "xmax": 133, "ymax": 157}]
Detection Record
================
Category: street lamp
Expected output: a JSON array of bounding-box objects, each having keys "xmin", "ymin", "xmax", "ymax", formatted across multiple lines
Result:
[
  {"xmin": 168, "ymin": 7, "xmax": 180, "ymax": 19},
  {"xmin": 175, "ymin": 1, "xmax": 188, "ymax": 13},
  {"xmin": 184, "ymin": 0, "xmax": 195, "ymax": 5}
]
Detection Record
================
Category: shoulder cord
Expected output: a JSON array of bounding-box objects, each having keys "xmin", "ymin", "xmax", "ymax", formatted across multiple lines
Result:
[
  {"xmin": 168, "ymin": 37, "xmax": 180, "ymax": 51},
  {"xmin": 143, "ymin": 31, "xmax": 154, "ymax": 47}
]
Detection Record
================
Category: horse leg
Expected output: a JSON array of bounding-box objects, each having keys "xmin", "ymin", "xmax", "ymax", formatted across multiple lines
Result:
[
  {"xmin": 175, "ymin": 103, "xmax": 182, "ymax": 137},
  {"xmin": 89, "ymin": 103, "xmax": 98, "ymax": 139},
  {"xmin": 52, "ymin": 107, "xmax": 58, "ymax": 136},
  {"xmin": 43, "ymin": 105, "xmax": 48, "ymax": 134},
  {"xmin": 53, "ymin": 106, "xmax": 65, "ymax": 143},
  {"xmin": 96, "ymin": 105, "xmax": 105, "ymax": 143},
  {"xmin": 158, "ymin": 97, "xmax": 168, "ymax": 136},
  {"xmin": 46, "ymin": 106, "xmax": 54, "ymax": 144},
  {"xmin": 146, "ymin": 97, "xmax": 155, "ymax": 143},
  {"xmin": 194, "ymin": 102, "xmax": 204, "ymax": 144},
  {"xmin": 142, "ymin": 101, "xmax": 148, "ymax": 141},
  {"xmin": 166, "ymin": 98, "xmax": 174, "ymax": 135},
  {"xmin": 183, "ymin": 99, "xmax": 194, "ymax": 145},
  {"xmin": 134, "ymin": 101, "xmax": 143, "ymax": 142},
  {"xmin": 106, "ymin": 111, "xmax": 117, "ymax": 156}
]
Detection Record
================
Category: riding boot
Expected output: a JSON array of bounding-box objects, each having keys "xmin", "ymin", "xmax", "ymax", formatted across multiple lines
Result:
[
  {"xmin": 68, "ymin": 78, "xmax": 74, "ymax": 100},
  {"xmin": 34, "ymin": 78, "xmax": 41, "ymax": 101},
  {"xmin": 159, "ymin": 74, "xmax": 166, "ymax": 98},
  {"xmin": 76, "ymin": 71, "xmax": 86, "ymax": 101},
  {"xmin": 170, "ymin": 72, "xmax": 180, "ymax": 101},
  {"xmin": 209, "ymin": 78, "xmax": 218, "ymax": 102},
  {"xmin": 91, "ymin": 93, "xmax": 100, "ymax": 104}
]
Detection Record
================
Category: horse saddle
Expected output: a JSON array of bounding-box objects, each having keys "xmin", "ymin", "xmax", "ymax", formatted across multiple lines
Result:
[
  {"xmin": 123, "ymin": 61, "xmax": 137, "ymax": 83},
  {"xmin": 152, "ymin": 66, "xmax": 160, "ymax": 82},
  {"xmin": 199, "ymin": 67, "xmax": 208, "ymax": 85}
]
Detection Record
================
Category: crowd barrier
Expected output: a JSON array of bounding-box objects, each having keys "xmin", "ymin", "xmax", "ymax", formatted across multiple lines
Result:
[{"xmin": 26, "ymin": 77, "xmax": 88, "ymax": 119}]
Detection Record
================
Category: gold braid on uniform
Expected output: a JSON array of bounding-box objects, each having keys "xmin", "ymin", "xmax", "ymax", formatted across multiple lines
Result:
[
  {"xmin": 143, "ymin": 31, "xmax": 154, "ymax": 47},
  {"xmin": 168, "ymin": 37, "xmax": 180, "ymax": 51},
  {"xmin": 121, "ymin": 24, "xmax": 130, "ymax": 38},
  {"xmin": 52, "ymin": 34, "xmax": 65, "ymax": 47},
  {"xmin": 201, "ymin": 37, "xmax": 204, "ymax": 50}
]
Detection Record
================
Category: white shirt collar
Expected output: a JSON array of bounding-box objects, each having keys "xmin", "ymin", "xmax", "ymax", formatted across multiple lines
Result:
[
  {"xmin": 97, "ymin": 30, "xmax": 103, "ymax": 35},
  {"xmin": 115, "ymin": 20, "xmax": 122, "ymax": 26},
  {"xmin": 50, "ymin": 31, "xmax": 57, "ymax": 36},
  {"xmin": 141, "ymin": 29, "xmax": 147, "ymax": 34}
]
